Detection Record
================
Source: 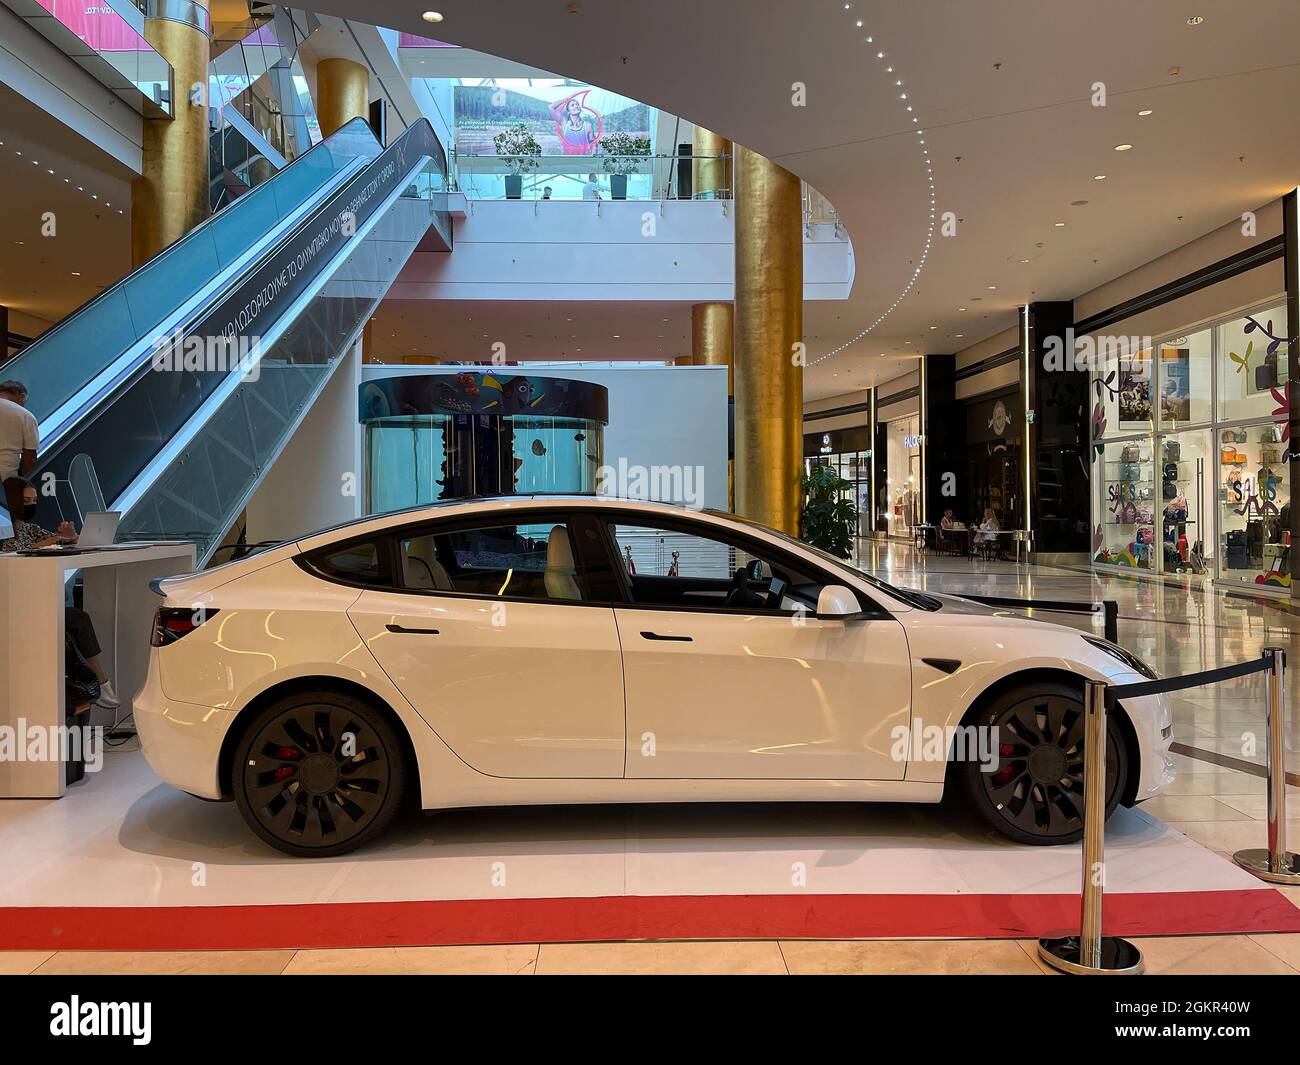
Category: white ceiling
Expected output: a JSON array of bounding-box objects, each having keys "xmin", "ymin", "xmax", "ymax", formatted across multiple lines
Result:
[
  {"xmin": 0, "ymin": 81, "xmax": 133, "ymax": 334},
  {"xmin": 300, "ymin": 0, "xmax": 1300, "ymax": 400}
]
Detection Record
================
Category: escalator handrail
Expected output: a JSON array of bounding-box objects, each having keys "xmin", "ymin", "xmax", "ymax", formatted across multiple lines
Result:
[{"xmin": 10, "ymin": 117, "xmax": 386, "ymax": 433}]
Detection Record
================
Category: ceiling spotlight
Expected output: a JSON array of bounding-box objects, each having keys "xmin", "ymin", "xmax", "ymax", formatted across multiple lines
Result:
[
  {"xmin": 421, "ymin": 11, "xmax": 443, "ymax": 22},
  {"xmin": 1093, "ymin": 173, "xmax": 1107, "ymax": 180},
  {"xmin": 1054, "ymin": 221, "xmax": 1066, "ymax": 227},
  {"xmin": 1138, "ymin": 108, "xmax": 1153, "ymax": 116},
  {"xmin": 1186, "ymin": 15, "xmax": 1204, "ymax": 25},
  {"xmin": 1114, "ymin": 143, "xmax": 1134, "ymax": 151}
]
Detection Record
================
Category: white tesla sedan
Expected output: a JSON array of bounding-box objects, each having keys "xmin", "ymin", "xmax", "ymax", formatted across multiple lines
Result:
[{"xmin": 136, "ymin": 497, "xmax": 1174, "ymax": 856}]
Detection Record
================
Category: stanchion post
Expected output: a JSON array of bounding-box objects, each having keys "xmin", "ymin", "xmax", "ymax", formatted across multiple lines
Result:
[
  {"xmin": 1233, "ymin": 647, "xmax": 1300, "ymax": 883},
  {"xmin": 1103, "ymin": 601, "xmax": 1118, "ymax": 645},
  {"xmin": 1038, "ymin": 678, "xmax": 1144, "ymax": 974}
]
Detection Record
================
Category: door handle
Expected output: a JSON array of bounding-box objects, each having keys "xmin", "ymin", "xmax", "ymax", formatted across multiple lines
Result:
[
  {"xmin": 640, "ymin": 630, "xmax": 692, "ymax": 642},
  {"xmin": 386, "ymin": 623, "xmax": 440, "ymax": 635}
]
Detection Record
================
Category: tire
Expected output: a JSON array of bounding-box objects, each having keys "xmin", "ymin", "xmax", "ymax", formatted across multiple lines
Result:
[
  {"xmin": 958, "ymin": 681, "xmax": 1128, "ymax": 846},
  {"xmin": 231, "ymin": 690, "xmax": 407, "ymax": 857}
]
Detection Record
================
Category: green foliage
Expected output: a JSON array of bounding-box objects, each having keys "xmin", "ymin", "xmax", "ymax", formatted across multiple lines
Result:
[
  {"xmin": 599, "ymin": 132, "xmax": 652, "ymax": 176},
  {"xmin": 800, "ymin": 463, "xmax": 858, "ymax": 558},
  {"xmin": 493, "ymin": 123, "xmax": 542, "ymax": 175}
]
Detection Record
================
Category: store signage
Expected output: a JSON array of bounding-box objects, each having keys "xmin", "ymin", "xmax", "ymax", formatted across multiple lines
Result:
[
  {"xmin": 904, "ymin": 434, "xmax": 925, "ymax": 449},
  {"xmin": 988, "ymin": 400, "xmax": 1009, "ymax": 436}
]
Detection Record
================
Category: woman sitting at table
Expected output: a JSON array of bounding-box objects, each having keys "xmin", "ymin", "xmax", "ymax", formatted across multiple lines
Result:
[
  {"xmin": 973, "ymin": 507, "xmax": 1001, "ymax": 557},
  {"xmin": 2, "ymin": 476, "xmax": 119, "ymax": 708}
]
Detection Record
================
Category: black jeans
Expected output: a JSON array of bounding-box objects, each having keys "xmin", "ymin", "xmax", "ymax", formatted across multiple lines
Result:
[{"xmin": 65, "ymin": 606, "xmax": 101, "ymax": 661}]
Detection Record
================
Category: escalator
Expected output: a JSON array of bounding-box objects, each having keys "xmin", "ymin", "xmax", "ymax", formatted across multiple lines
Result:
[{"xmin": 7, "ymin": 117, "xmax": 451, "ymax": 565}]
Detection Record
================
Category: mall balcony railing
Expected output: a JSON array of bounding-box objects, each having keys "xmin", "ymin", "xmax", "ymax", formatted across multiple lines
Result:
[
  {"xmin": 452, "ymin": 151, "xmax": 743, "ymax": 202},
  {"xmin": 7, "ymin": 0, "xmax": 173, "ymax": 116}
]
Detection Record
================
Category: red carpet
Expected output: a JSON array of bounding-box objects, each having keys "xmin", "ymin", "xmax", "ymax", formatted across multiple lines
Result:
[{"xmin": 4, "ymin": 889, "xmax": 1300, "ymax": 950}]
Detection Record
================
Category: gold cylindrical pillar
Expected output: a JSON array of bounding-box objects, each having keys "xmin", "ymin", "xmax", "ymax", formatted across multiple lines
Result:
[
  {"xmin": 131, "ymin": 1, "xmax": 212, "ymax": 265},
  {"xmin": 733, "ymin": 145, "xmax": 803, "ymax": 534},
  {"xmin": 316, "ymin": 58, "xmax": 370, "ymax": 139},
  {"xmin": 693, "ymin": 126, "xmax": 731, "ymax": 200},
  {"xmin": 691, "ymin": 302, "xmax": 734, "ymax": 391}
]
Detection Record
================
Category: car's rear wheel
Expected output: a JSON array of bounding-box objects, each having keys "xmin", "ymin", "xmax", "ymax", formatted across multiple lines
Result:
[
  {"xmin": 232, "ymin": 690, "xmax": 406, "ymax": 857},
  {"xmin": 959, "ymin": 681, "xmax": 1128, "ymax": 845}
]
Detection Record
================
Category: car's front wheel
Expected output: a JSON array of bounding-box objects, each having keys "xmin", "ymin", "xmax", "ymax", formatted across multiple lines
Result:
[
  {"xmin": 231, "ymin": 690, "xmax": 407, "ymax": 857},
  {"xmin": 959, "ymin": 681, "xmax": 1128, "ymax": 845}
]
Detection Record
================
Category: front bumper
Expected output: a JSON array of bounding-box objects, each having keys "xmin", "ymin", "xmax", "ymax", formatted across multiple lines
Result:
[{"xmin": 1120, "ymin": 691, "xmax": 1176, "ymax": 802}]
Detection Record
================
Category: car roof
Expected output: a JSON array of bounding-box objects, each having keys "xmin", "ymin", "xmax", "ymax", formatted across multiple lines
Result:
[{"xmin": 291, "ymin": 495, "xmax": 734, "ymax": 552}]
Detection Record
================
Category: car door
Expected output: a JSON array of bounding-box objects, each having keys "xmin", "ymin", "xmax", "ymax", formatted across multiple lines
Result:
[
  {"xmin": 343, "ymin": 514, "xmax": 626, "ymax": 779},
  {"xmin": 606, "ymin": 516, "xmax": 910, "ymax": 781}
]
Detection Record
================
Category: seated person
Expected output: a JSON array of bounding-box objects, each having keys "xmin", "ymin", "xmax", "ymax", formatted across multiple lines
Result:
[
  {"xmin": 974, "ymin": 507, "xmax": 1001, "ymax": 543},
  {"xmin": 2, "ymin": 476, "xmax": 119, "ymax": 708},
  {"xmin": 939, "ymin": 508, "xmax": 956, "ymax": 530}
]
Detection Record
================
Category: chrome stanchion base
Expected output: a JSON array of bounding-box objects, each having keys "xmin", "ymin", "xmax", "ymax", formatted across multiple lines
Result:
[
  {"xmin": 1037, "ymin": 936, "xmax": 1144, "ymax": 975},
  {"xmin": 1232, "ymin": 848, "xmax": 1300, "ymax": 884}
]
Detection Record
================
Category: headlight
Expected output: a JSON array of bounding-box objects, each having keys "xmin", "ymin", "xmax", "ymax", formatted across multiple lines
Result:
[{"xmin": 1082, "ymin": 634, "xmax": 1157, "ymax": 679}]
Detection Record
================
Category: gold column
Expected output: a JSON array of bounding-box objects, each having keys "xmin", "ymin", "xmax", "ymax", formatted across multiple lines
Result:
[
  {"xmin": 691, "ymin": 301, "xmax": 735, "ymax": 509},
  {"xmin": 693, "ymin": 126, "xmax": 731, "ymax": 200},
  {"xmin": 690, "ymin": 302, "xmax": 733, "ymax": 389},
  {"xmin": 733, "ymin": 145, "xmax": 802, "ymax": 534},
  {"xmin": 131, "ymin": 1, "xmax": 211, "ymax": 265},
  {"xmin": 316, "ymin": 58, "xmax": 370, "ymax": 139}
]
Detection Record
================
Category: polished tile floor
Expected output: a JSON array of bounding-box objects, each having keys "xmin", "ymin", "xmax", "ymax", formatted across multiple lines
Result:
[{"xmin": 6, "ymin": 545, "xmax": 1300, "ymax": 975}]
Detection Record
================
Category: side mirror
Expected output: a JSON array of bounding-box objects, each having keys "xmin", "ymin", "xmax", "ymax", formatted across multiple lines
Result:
[{"xmin": 816, "ymin": 584, "xmax": 868, "ymax": 620}]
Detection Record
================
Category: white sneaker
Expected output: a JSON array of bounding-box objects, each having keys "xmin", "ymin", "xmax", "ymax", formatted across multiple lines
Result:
[{"xmin": 96, "ymin": 680, "xmax": 120, "ymax": 709}]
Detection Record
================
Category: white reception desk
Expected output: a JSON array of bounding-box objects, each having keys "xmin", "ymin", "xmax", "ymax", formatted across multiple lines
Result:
[{"xmin": 0, "ymin": 543, "xmax": 196, "ymax": 798}]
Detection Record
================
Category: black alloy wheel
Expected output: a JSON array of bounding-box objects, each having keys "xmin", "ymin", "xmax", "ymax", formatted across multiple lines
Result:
[
  {"xmin": 232, "ymin": 691, "xmax": 406, "ymax": 857},
  {"xmin": 960, "ymin": 682, "xmax": 1127, "ymax": 845}
]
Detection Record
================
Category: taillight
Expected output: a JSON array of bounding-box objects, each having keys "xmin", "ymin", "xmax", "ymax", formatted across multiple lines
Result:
[{"xmin": 151, "ymin": 607, "xmax": 219, "ymax": 647}]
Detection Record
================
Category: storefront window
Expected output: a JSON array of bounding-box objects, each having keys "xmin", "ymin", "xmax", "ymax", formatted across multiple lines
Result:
[
  {"xmin": 1157, "ymin": 428, "xmax": 1211, "ymax": 575},
  {"xmin": 1157, "ymin": 328, "xmax": 1211, "ymax": 428},
  {"xmin": 1094, "ymin": 436, "xmax": 1155, "ymax": 568},
  {"xmin": 1217, "ymin": 421, "xmax": 1289, "ymax": 588},
  {"xmin": 885, "ymin": 416, "xmax": 921, "ymax": 536},
  {"xmin": 1217, "ymin": 304, "xmax": 1287, "ymax": 423}
]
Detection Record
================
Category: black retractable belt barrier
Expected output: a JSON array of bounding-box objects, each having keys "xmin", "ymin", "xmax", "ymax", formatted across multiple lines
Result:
[{"xmin": 964, "ymin": 595, "xmax": 1120, "ymax": 644}]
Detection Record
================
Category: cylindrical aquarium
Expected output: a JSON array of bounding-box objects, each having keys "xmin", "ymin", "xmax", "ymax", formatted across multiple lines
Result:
[{"xmin": 360, "ymin": 372, "xmax": 608, "ymax": 512}]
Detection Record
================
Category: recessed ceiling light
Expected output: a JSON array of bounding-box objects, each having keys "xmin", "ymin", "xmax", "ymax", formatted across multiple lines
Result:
[
  {"xmin": 421, "ymin": 11, "xmax": 443, "ymax": 22},
  {"xmin": 1054, "ymin": 221, "xmax": 1066, "ymax": 227},
  {"xmin": 987, "ymin": 285, "xmax": 997, "ymax": 290},
  {"xmin": 1186, "ymin": 15, "xmax": 1204, "ymax": 25},
  {"xmin": 1114, "ymin": 143, "xmax": 1134, "ymax": 151},
  {"xmin": 1094, "ymin": 173, "xmax": 1107, "ymax": 180},
  {"xmin": 958, "ymin": 307, "xmax": 966, "ymax": 311},
  {"xmin": 1019, "ymin": 259, "xmax": 1030, "ymax": 263},
  {"xmin": 1138, "ymin": 109, "xmax": 1153, "ymax": 116},
  {"xmin": 71, "ymin": 271, "xmax": 80, "ymax": 276}
]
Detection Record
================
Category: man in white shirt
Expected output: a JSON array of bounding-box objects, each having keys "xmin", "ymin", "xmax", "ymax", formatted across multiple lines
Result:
[
  {"xmin": 0, "ymin": 380, "xmax": 37, "ymax": 482},
  {"xmin": 582, "ymin": 174, "xmax": 602, "ymax": 200}
]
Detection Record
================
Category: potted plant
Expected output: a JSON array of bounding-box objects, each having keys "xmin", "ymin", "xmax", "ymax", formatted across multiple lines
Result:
[
  {"xmin": 800, "ymin": 463, "xmax": 858, "ymax": 559},
  {"xmin": 598, "ymin": 132, "xmax": 651, "ymax": 200},
  {"xmin": 493, "ymin": 122, "xmax": 541, "ymax": 199}
]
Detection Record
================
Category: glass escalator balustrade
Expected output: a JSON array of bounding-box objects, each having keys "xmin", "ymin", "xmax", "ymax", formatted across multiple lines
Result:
[{"xmin": 23, "ymin": 119, "xmax": 449, "ymax": 564}]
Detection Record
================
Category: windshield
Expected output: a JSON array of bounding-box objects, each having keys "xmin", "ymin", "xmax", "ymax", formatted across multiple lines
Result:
[{"xmin": 706, "ymin": 510, "xmax": 943, "ymax": 611}]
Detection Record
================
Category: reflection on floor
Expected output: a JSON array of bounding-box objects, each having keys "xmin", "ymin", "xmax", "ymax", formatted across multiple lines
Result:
[{"xmin": 6, "ymin": 543, "xmax": 1300, "ymax": 973}]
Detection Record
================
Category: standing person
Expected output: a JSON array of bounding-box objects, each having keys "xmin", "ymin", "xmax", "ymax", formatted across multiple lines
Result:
[
  {"xmin": 0, "ymin": 380, "xmax": 37, "ymax": 481},
  {"xmin": 1, "ymin": 476, "xmax": 119, "ymax": 708},
  {"xmin": 541, "ymin": 186, "xmax": 553, "ymax": 200},
  {"xmin": 582, "ymin": 174, "xmax": 602, "ymax": 200}
]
